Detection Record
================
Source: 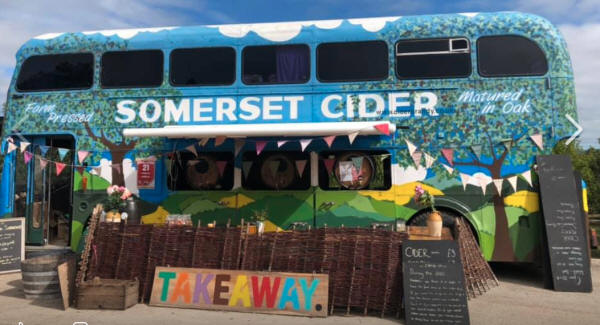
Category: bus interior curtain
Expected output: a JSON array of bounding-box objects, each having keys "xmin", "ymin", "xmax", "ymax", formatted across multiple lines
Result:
[{"xmin": 276, "ymin": 46, "xmax": 308, "ymax": 83}]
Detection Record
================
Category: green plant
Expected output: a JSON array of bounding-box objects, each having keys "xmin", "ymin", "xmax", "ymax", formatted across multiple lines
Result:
[
  {"xmin": 251, "ymin": 209, "xmax": 268, "ymax": 222},
  {"xmin": 414, "ymin": 185, "xmax": 437, "ymax": 212}
]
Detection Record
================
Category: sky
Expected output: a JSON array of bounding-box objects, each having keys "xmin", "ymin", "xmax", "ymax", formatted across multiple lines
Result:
[{"xmin": 0, "ymin": 0, "xmax": 598, "ymax": 147}]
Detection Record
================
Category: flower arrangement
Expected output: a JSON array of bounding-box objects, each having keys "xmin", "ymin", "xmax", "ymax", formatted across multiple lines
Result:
[
  {"xmin": 414, "ymin": 185, "xmax": 436, "ymax": 211},
  {"xmin": 105, "ymin": 185, "xmax": 133, "ymax": 212}
]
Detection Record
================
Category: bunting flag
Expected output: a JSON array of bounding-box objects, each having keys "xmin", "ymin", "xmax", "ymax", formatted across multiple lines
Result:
[
  {"xmin": 20, "ymin": 141, "xmax": 30, "ymax": 153},
  {"xmin": 347, "ymin": 132, "xmax": 359, "ymax": 145},
  {"xmin": 198, "ymin": 138, "xmax": 210, "ymax": 147},
  {"xmin": 92, "ymin": 166, "xmax": 103, "ymax": 176},
  {"xmin": 295, "ymin": 160, "xmax": 307, "ymax": 178},
  {"xmin": 502, "ymin": 139, "xmax": 513, "ymax": 152},
  {"xmin": 216, "ymin": 161, "xmax": 228, "ymax": 177},
  {"xmin": 234, "ymin": 139, "xmax": 245, "ymax": 157},
  {"xmin": 508, "ymin": 175, "xmax": 518, "ymax": 192},
  {"xmin": 7, "ymin": 142, "xmax": 17, "ymax": 154},
  {"xmin": 521, "ymin": 170, "xmax": 533, "ymax": 187},
  {"xmin": 493, "ymin": 179, "xmax": 504, "ymax": 195},
  {"xmin": 267, "ymin": 160, "xmax": 280, "ymax": 176},
  {"xmin": 38, "ymin": 145, "xmax": 50, "ymax": 157},
  {"xmin": 441, "ymin": 148, "xmax": 454, "ymax": 166},
  {"xmin": 323, "ymin": 158, "xmax": 335, "ymax": 175},
  {"xmin": 277, "ymin": 140, "xmax": 288, "ymax": 148},
  {"xmin": 442, "ymin": 163, "xmax": 454, "ymax": 175},
  {"xmin": 76, "ymin": 166, "xmax": 85, "ymax": 175},
  {"xmin": 411, "ymin": 151, "xmax": 422, "ymax": 168},
  {"xmin": 323, "ymin": 135, "xmax": 336, "ymax": 148},
  {"xmin": 77, "ymin": 150, "xmax": 90, "ymax": 164},
  {"xmin": 255, "ymin": 141, "xmax": 267, "ymax": 155},
  {"xmin": 214, "ymin": 136, "xmax": 227, "ymax": 147},
  {"xmin": 351, "ymin": 156, "xmax": 364, "ymax": 171},
  {"xmin": 374, "ymin": 123, "xmax": 390, "ymax": 136},
  {"xmin": 113, "ymin": 164, "xmax": 122, "ymax": 175},
  {"xmin": 186, "ymin": 144, "xmax": 198, "ymax": 157},
  {"xmin": 530, "ymin": 133, "xmax": 544, "ymax": 150},
  {"xmin": 23, "ymin": 151, "xmax": 33, "ymax": 164},
  {"xmin": 58, "ymin": 148, "xmax": 69, "ymax": 161},
  {"xmin": 424, "ymin": 152, "xmax": 435, "ymax": 169},
  {"xmin": 38, "ymin": 158, "xmax": 49, "ymax": 170},
  {"xmin": 405, "ymin": 140, "xmax": 417, "ymax": 156},
  {"xmin": 471, "ymin": 144, "xmax": 482, "ymax": 160},
  {"xmin": 300, "ymin": 139, "xmax": 312, "ymax": 152},
  {"xmin": 480, "ymin": 180, "xmax": 488, "ymax": 195},
  {"xmin": 242, "ymin": 161, "xmax": 253, "ymax": 180},
  {"xmin": 55, "ymin": 162, "xmax": 66, "ymax": 176},
  {"xmin": 459, "ymin": 173, "xmax": 470, "ymax": 190}
]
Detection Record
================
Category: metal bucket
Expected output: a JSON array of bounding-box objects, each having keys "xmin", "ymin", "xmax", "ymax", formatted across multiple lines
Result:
[{"xmin": 20, "ymin": 254, "xmax": 70, "ymax": 299}]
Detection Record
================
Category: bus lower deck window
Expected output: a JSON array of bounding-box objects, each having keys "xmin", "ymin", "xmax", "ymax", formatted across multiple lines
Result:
[
  {"xmin": 242, "ymin": 44, "xmax": 309, "ymax": 85},
  {"xmin": 16, "ymin": 53, "xmax": 94, "ymax": 91},
  {"xmin": 318, "ymin": 151, "xmax": 391, "ymax": 191},
  {"xmin": 477, "ymin": 35, "xmax": 548, "ymax": 77},
  {"xmin": 396, "ymin": 38, "xmax": 471, "ymax": 79},
  {"xmin": 170, "ymin": 47, "xmax": 235, "ymax": 86},
  {"xmin": 317, "ymin": 41, "xmax": 388, "ymax": 82},
  {"xmin": 167, "ymin": 152, "xmax": 234, "ymax": 191},
  {"xmin": 101, "ymin": 50, "xmax": 163, "ymax": 88}
]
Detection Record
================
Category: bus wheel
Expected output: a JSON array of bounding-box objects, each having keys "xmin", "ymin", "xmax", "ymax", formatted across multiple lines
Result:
[{"xmin": 407, "ymin": 209, "xmax": 460, "ymax": 229}]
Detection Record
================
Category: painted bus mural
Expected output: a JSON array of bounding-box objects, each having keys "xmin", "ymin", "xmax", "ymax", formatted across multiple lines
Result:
[{"xmin": 0, "ymin": 12, "xmax": 584, "ymax": 262}]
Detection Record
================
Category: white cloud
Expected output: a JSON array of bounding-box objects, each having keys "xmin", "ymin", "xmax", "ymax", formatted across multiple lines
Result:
[{"xmin": 559, "ymin": 23, "xmax": 600, "ymax": 147}]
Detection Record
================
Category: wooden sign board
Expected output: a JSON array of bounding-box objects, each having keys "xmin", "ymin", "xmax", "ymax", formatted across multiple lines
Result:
[
  {"xmin": 0, "ymin": 218, "xmax": 25, "ymax": 274},
  {"xmin": 402, "ymin": 240, "xmax": 470, "ymax": 325},
  {"xmin": 537, "ymin": 155, "xmax": 592, "ymax": 292},
  {"xmin": 58, "ymin": 255, "xmax": 77, "ymax": 310},
  {"xmin": 149, "ymin": 267, "xmax": 328, "ymax": 317}
]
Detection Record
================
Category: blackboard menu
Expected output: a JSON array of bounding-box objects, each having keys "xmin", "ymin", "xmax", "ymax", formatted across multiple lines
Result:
[
  {"xmin": 537, "ymin": 155, "xmax": 592, "ymax": 292},
  {"xmin": 0, "ymin": 218, "xmax": 25, "ymax": 274},
  {"xmin": 402, "ymin": 240, "xmax": 470, "ymax": 325}
]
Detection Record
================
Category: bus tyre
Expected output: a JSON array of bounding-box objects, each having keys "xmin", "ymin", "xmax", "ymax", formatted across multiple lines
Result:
[{"xmin": 407, "ymin": 209, "xmax": 460, "ymax": 229}]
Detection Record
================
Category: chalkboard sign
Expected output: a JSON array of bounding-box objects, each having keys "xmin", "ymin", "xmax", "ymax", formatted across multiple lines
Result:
[
  {"xmin": 402, "ymin": 240, "xmax": 470, "ymax": 325},
  {"xmin": 0, "ymin": 218, "xmax": 25, "ymax": 274},
  {"xmin": 537, "ymin": 155, "xmax": 592, "ymax": 292}
]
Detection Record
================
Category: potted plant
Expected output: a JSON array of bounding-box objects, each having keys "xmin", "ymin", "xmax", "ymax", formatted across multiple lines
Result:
[
  {"xmin": 105, "ymin": 185, "xmax": 133, "ymax": 223},
  {"xmin": 414, "ymin": 185, "xmax": 442, "ymax": 237},
  {"xmin": 251, "ymin": 209, "xmax": 268, "ymax": 235}
]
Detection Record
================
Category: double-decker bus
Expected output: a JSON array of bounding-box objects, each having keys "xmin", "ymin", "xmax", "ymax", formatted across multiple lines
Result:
[{"xmin": 0, "ymin": 12, "xmax": 583, "ymax": 262}]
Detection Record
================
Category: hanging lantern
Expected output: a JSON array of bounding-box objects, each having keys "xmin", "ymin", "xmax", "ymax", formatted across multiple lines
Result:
[
  {"xmin": 334, "ymin": 152, "xmax": 374, "ymax": 190},
  {"xmin": 260, "ymin": 154, "xmax": 295, "ymax": 190},
  {"xmin": 186, "ymin": 154, "xmax": 220, "ymax": 190}
]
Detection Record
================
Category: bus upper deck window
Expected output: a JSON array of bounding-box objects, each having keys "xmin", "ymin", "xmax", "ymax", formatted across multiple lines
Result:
[
  {"xmin": 16, "ymin": 53, "xmax": 94, "ymax": 92},
  {"xmin": 477, "ymin": 35, "xmax": 548, "ymax": 77},
  {"xmin": 395, "ymin": 38, "xmax": 471, "ymax": 79},
  {"xmin": 170, "ymin": 47, "xmax": 235, "ymax": 86},
  {"xmin": 317, "ymin": 41, "xmax": 388, "ymax": 82},
  {"xmin": 101, "ymin": 50, "xmax": 163, "ymax": 88},
  {"xmin": 242, "ymin": 44, "xmax": 309, "ymax": 85}
]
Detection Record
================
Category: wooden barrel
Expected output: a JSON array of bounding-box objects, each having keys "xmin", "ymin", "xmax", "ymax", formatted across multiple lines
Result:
[{"xmin": 21, "ymin": 254, "xmax": 66, "ymax": 299}]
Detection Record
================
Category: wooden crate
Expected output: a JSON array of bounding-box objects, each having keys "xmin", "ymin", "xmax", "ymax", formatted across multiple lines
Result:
[{"xmin": 76, "ymin": 278, "xmax": 138, "ymax": 310}]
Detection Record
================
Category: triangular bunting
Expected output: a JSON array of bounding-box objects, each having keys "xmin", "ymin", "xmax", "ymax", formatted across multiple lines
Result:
[
  {"xmin": 441, "ymin": 148, "xmax": 454, "ymax": 166},
  {"xmin": 300, "ymin": 139, "xmax": 312, "ymax": 152},
  {"xmin": 442, "ymin": 163, "xmax": 454, "ymax": 175},
  {"xmin": 493, "ymin": 179, "xmax": 504, "ymax": 195},
  {"xmin": 530, "ymin": 133, "xmax": 543, "ymax": 150},
  {"xmin": 58, "ymin": 148, "xmax": 69, "ymax": 161},
  {"xmin": 186, "ymin": 144, "xmax": 198, "ymax": 157},
  {"xmin": 38, "ymin": 145, "xmax": 50, "ymax": 157},
  {"xmin": 459, "ymin": 173, "xmax": 470, "ymax": 190},
  {"xmin": 405, "ymin": 140, "xmax": 417, "ymax": 156},
  {"xmin": 242, "ymin": 161, "xmax": 253, "ymax": 180},
  {"xmin": 113, "ymin": 164, "xmax": 122, "ymax": 175},
  {"xmin": 480, "ymin": 181, "xmax": 487, "ymax": 195},
  {"xmin": 24, "ymin": 151, "xmax": 33, "ymax": 164},
  {"xmin": 255, "ymin": 141, "xmax": 267, "ymax": 155},
  {"xmin": 20, "ymin": 141, "xmax": 30, "ymax": 153},
  {"xmin": 471, "ymin": 144, "xmax": 482, "ymax": 160},
  {"xmin": 295, "ymin": 160, "xmax": 307, "ymax": 178},
  {"xmin": 374, "ymin": 123, "xmax": 390, "ymax": 136},
  {"xmin": 234, "ymin": 139, "xmax": 245, "ymax": 157},
  {"xmin": 351, "ymin": 157, "xmax": 364, "ymax": 171},
  {"xmin": 502, "ymin": 139, "xmax": 513, "ymax": 152},
  {"xmin": 267, "ymin": 160, "xmax": 280, "ymax": 176},
  {"xmin": 521, "ymin": 170, "xmax": 532, "ymax": 187},
  {"xmin": 323, "ymin": 158, "xmax": 335, "ymax": 175},
  {"xmin": 277, "ymin": 140, "xmax": 288, "ymax": 148},
  {"xmin": 477, "ymin": 176, "xmax": 491, "ymax": 196},
  {"xmin": 38, "ymin": 158, "xmax": 49, "ymax": 170},
  {"xmin": 323, "ymin": 135, "xmax": 336, "ymax": 148},
  {"xmin": 7, "ymin": 142, "xmax": 17, "ymax": 154},
  {"xmin": 55, "ymin": 162, "xmax": 66, "ymax": 176},
  {"xmin": 76, "ymin": 166, "xmax": 85, "ymax": 175},
  {"xmin": 214, "ymin": 136, "xmax": 226, "ymax": 147},
  {"xmin": 92, "ymin": 166, "xmax": 103, "ymax": 176},
  {"xmin": 347, "ymin": 132, "xmax": 359, "ymax": 145},
  {"xmin": 411, "ymin": 151, "xmax": 422, "ymax": 168},
  {"xmin": 216, "ymin": 161, "xmax": 227, "ymax": 177},
  {"xmin": 77, "ymin": 150, "xmax": 90, "ymax": 164},
  {"xmin": 508, "ymin": 175, "xmax": 518, "ymax": 192},
  {"xmin": 198, "ymin": 138, "xmax": 210, "ymax": 147},
  {"xmin": 424, "ymin": 152, "xmax": 435, "ymax": 168}
]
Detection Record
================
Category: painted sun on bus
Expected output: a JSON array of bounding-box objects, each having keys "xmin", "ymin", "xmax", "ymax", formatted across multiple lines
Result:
[{"xmin": 0, "ymin": 12, "xmax": 584, "ymax": 263}]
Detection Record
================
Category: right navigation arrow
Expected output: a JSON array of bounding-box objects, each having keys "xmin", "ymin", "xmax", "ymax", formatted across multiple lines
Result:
[{"xmin": 565, "ymin": 114, "xmax": 583, "ymax": 145}]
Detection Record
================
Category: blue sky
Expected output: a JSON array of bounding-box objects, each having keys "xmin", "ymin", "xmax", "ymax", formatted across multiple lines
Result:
[{"xmin": 0, "ymin": 0, "xmax": 599, "ymax": 146}]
